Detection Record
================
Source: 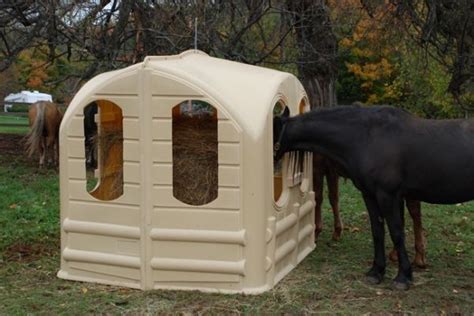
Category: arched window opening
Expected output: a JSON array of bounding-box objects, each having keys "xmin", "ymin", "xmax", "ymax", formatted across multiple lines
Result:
[
  {"xmin": 84, "ymin": 100, "xmax": 123, "ymax": 201},
  {"xmin": 172, "ymin": 100, "xmax": 218, "ymax": 206},
  {"xmin": 273, "ymin": 101, "xmax": 288, "ymax": 202},
  {"xmin": 299, "ymin": 98, "xmax": 310, "ymax": 114}
]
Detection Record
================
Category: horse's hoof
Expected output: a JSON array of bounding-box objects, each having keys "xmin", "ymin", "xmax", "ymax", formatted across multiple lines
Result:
[
  {"xmin": 366, "ymin": 275, "xmax": 382, "ymax": 284},
  {"xmin": 366, "ymin": 266, "xmax": 385, "ymax": 285},
  {"xmin": 413, "ymin": 258, "xmax": 427, "ymax": 269},
  {"xmin": 332, "ymin": 231, "xmax": 342, "ymax": 241},
  {"xmin": 392, "ymin": 281, "xmax": 410, "ymax": 291},
  {"xmin": 365, "ymin": 270, "xmax": 384, "ymax": 285}
]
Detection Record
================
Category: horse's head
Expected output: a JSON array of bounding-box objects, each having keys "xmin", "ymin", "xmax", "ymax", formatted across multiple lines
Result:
[{"xmin": 273, "ymin": 106, "xmax": 290, "ymax": 162}]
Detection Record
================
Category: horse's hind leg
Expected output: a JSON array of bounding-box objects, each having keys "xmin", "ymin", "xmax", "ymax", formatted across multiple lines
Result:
[
  {"xmin": 39, "ymin": 138, "xmax": 46, "ymax": 168},
  {"xmin": 53, "ymin": 140, "xmax": 59, "ymax": 166},
  {"xmin": 327, "ymin": 161, "xmax": 342, "ymax": 241},
  {"xmin": 56, "ymin": 140, "xmax": 59, "ymax": 166},
  {"xmin": 313, "ymin": 155, "xmax": 325, "ymax": 240},
  {"xmin": 406, "ymin": 199, "xmax": 426, "ymax": 268},
  {"xmin": 53, "ymin": 131, "xmax": 60, "ymax": 167},
  {"xmin": 46, "ymin": 136, "xmax": 55, "ymax": 166}
]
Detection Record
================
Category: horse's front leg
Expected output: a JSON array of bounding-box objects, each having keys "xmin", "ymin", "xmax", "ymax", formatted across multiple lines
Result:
[
  {"xmin": 326, "ymin": 163, "xmax": 342, "ymax": 241},
  {"xmin": 362, "ymin": 192, "xmax": 386, "ymax": 284},
  {"xmin": 379, "ymin": 191, "xmax": 413, "ymax": 290},
  {"xmin": 313, "ymin": 155, "xmax": 325, "ymax": 240}
]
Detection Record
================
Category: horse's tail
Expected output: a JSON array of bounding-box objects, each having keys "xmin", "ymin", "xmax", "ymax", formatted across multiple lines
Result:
[{"xmin": 26, "ymin": 102, "xmax": 46, "ymax": 157}]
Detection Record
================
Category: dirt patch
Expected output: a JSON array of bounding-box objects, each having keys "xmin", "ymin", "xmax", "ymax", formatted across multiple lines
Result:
[
  {"xmin": 0, "ymin": 133, "xmax": 51, "ymax": 169},
  {"xmin": 3, "ymin": 242, "xmax": 58, "ymax": 263},
  {"xmin": 0, "ymin": 133, "xmax": 27, "ymax": 156}
]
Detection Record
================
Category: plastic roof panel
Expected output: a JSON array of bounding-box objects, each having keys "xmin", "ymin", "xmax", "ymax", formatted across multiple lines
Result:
[{"xmin": 143, "ymin": 50, "xmax": 297, "ymax": 140}]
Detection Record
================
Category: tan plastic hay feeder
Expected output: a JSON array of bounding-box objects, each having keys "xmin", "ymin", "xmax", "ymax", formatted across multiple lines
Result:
[{"xmin": 58, "ymin": 50, "xmax": 316, "ymax": 293}]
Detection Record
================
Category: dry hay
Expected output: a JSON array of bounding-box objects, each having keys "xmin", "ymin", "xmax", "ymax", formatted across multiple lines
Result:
[
  {"xmin": 172, "ymin": 116, "xmax": 218, "ymax": 206},
  {"xmin": 86, "ymin": 116, "xmax": 218, "ymax": 205},
  {"xmin": 86, "ymin": 129, "xmax": 123, "ymax": 200}
]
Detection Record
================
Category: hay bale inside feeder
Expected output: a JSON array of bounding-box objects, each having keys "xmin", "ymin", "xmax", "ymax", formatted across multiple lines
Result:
[{"xmin": 172, "ymin": 110, "xmax": 218, "ymax": 206}]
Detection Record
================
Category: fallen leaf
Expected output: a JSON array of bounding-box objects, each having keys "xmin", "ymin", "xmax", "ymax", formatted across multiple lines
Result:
[
  {"xmin": 81, "ymin": 287, "xmax": 88, "ymax": 294},
  {"xmin": 453, "ymin": 289, "xmax": 459, "ymax": 294},
  {"xmin": 350, "ymin": 227, "xmax": 360, "ymax": 233},
  {"xmin": 9, "ymin": 204, "xmax": 17, "ymax": 209}
]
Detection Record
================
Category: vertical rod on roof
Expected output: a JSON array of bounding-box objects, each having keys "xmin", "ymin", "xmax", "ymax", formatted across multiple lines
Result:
[{"xmin": 194, "ymin": 17, "xmax": 198, "ymax": 51}]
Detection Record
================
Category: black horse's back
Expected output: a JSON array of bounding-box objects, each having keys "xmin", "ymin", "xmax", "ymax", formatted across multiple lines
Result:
[{"xmin": 400, "ymin": 118, "xmax": 474, "ymax": 204}]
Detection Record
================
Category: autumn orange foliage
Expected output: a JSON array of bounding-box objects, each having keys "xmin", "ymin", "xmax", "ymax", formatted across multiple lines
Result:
[
  {"xmin": 26, "ymin": 60, "xmax": 49, "ymax": 88},
  {"xmin": 330, "ymin": 0, "xmax": 402, "ymax": 103}
]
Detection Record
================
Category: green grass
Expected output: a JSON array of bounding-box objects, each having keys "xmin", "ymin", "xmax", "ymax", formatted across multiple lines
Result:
[
  {"xmin": 0, "ymin": 115, "xmax": 29, "ymax": 134},
  {"xmin": 0, "ymin": 115, "xmax": 28, "ymax": 123},
  {"xmin": 0, "ymin": 151, "xmax": 473, "ymax": 314}
]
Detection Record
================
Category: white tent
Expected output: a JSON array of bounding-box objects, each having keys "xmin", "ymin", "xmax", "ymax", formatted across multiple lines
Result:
[{"xmin": 4, "ymin": 90, "xmax": 52, "ymax": 112}]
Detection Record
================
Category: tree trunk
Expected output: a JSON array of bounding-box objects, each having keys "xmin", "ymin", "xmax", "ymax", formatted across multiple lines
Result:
[
  {"xmin": 303, "ymin": 76, "xmax": 338, "ymax": 109},
  {"xmin": 286, "ymin": 0, "xmax": 338, "ymax": 108}
]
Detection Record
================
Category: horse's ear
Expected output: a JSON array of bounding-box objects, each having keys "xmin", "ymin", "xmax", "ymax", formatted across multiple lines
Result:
[{"xmin": 282, "ymin": 106, "xmax": 290, "ymax": 119}]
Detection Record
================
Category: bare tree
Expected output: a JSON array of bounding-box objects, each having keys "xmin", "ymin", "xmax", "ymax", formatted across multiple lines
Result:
[
  {"xmin": 286, "ymin": 0, "xmax": 338, "ymax": 108},
  {"xmin": 0, "ymin": 0, "xmax": 342, "ymax": 106}
]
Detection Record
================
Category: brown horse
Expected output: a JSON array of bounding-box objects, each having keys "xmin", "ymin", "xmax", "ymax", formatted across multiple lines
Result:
[
  {"xmin": 313, "ymin": 156, "xmax": 427, "ymax": 268},
  {"xmin": 26, "ymin": 101, "xmax": 63, "ymax": 167}
]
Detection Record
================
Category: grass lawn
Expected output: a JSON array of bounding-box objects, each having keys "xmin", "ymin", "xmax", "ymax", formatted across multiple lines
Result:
[
  {"xmin": 0, "ymin": 142, "xmax": 473, "ymax": 314},
  {"xmin": 0, "ymin": 115, "xmax": 29, "ymax": 134}
]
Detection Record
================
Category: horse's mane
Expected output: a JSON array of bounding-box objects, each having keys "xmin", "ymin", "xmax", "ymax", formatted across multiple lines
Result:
[{"xmin": 294, "ymin": 105, "xmax": 413, "ymax": 123}]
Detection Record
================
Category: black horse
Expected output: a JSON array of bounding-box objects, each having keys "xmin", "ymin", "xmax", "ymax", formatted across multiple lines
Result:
[{"xmin": 273, "ymin": 105, "xmax": 474, "ymax": 290}]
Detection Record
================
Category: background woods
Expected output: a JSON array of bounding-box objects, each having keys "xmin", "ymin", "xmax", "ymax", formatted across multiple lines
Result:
[
  {"xmin": 0, "ymin": 1, "xmax": 473, "ymax": 314},
  {"xmin": 0, "ymin": 0, "xmax": 472, "ymax": 116}
]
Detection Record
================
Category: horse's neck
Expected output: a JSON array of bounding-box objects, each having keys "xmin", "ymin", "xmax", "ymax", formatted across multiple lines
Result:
[{"xmin": 286, "ymin": 117, "xmax": 357, "ymax": 168}]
